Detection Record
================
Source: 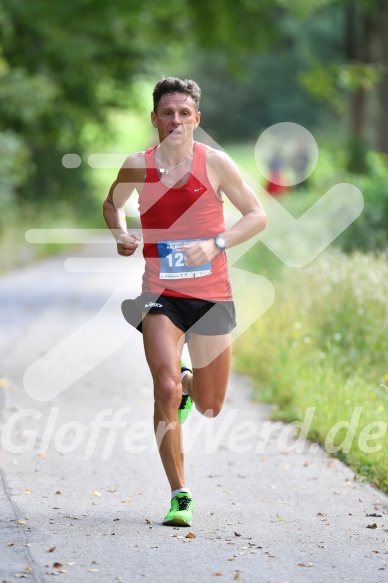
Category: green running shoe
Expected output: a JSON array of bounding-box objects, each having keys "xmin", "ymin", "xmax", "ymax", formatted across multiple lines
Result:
[
  {"xmin": 162, "ymin": 493, "xmax": 194, "ymax": 526},
  {"xmin": 178, "ymin": 363, "xmax": 193, "ymax": 424}
]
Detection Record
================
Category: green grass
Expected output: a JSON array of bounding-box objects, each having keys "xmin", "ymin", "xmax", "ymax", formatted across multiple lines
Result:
[{"xmin": 234, "ymin": 246, "xmax": 388, "ymax": 491}]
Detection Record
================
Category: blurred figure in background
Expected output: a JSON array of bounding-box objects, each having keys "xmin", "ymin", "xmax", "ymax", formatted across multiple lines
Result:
[{"xmin": 266, "ymin": 151, "xmax": 288, "ymax": 196}]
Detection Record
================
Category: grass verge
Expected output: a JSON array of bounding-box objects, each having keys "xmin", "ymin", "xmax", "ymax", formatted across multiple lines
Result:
[{"xmin": 234, "ymin": 245, "xmax": 388, "ymax": 491}]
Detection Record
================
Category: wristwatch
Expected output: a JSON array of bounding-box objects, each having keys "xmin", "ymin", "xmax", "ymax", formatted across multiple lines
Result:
[{"xmin": 214, "ymin": 234, "xmax": 227, "ymax": 253}]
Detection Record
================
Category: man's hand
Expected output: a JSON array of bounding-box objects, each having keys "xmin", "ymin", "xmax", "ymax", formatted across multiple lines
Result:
[
  {"xmin": 181, "ymin": 239, "xmax": 220, "ymax": 266},
  {"xmin": 117, "ymin": 232, "xmax": 141, "ymax": 256}
]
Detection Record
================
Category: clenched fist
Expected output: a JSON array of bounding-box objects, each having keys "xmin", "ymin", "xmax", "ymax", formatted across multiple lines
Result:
[
  {"xmin": 117, "ymin": 232, "xmax": 141, "ymax": 256},
  {"xmin": 181, "ymin": 238, "xmax": 219, "ymax": 266}
]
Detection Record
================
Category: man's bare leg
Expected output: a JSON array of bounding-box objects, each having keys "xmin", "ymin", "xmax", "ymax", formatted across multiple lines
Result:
[
  {"xmin": 187, "ymin": 333, "xmax": 231, "ymax": 417},
  {"xmin": 142, "ymin": 313, "xmax": 186, "ymax": 491}
]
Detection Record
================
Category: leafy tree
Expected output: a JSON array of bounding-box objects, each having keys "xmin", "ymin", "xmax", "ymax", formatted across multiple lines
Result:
[
  {"xmin": 0, "ymin": 0, "xmax": 278, "ymax": 213},
  {"xmin": 287, "ymin": 0, "xmax": 388, "ymax": 166},
  {"xmin": 181, "ymin": 11, "xmax": 341, "ymax": 142},
  {"xmin": 1, "ymin": 0, "xmax": 386, "ymax": 222}
]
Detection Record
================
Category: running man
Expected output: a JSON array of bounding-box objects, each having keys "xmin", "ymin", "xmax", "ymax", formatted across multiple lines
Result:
[{"xmin": 103, "ymin": 77, "xmax": 267, "ymax": 526}]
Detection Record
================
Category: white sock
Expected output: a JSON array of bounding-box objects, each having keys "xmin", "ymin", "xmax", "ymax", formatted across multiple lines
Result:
[
  {"xmin": 180, "ymin": 369, "xmax": 192, "ymax": 395},
  {"xmin": 171, "ymin": 487, "xmax": 191, "ymax": 499}
]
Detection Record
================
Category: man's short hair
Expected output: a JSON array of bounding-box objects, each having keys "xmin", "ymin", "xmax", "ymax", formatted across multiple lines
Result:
[{"xmin": 153, "ymin": 77, "xmax": 201, "ymax": 113}]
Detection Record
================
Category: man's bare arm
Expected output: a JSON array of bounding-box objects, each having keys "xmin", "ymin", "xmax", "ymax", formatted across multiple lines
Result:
[
  {"xmin": 183, "ymin": 150, "xmax": 267, "ymax": 267},
  {"xmin": 215, "ymin": 150, "xmax": 267, "ymax": 248},
  {"xmin": 102, "ymin": 153, "xmax": 145, "ymax": 256}
]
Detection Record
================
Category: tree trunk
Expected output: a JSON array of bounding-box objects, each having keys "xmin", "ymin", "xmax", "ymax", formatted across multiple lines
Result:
[{"xmin": 344, "ymin": 0, "xmax": 374, "ymax": 172}]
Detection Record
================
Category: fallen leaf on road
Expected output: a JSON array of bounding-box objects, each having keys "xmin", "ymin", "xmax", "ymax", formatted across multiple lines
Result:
[
  {"xmin": 366, "ymin": 513, "xmax": 382, "ymax": 517},
  {"xmin": 145, "ymin": 519, "xmax": 153, "ymax": 524},
  {"xmin": 214, "ymin": 573, "xmax": 222, "ymax": 577},
  {"xmin": 234, "ymin": 532, "xmax": 242, "ymax": 537},
  {"xmin": 107, "ymin": 488, "xmax": 117, "ymax": 493},
  {"xmin": 24, "ymin": 567, "xmax": 32, "ymax": 572},
  {"xmin": 23, "ymin": 490, "xmax": 32, "ymax": 495},
  {"xmin": 47, "ymin": 546, "xmax": 56, "ymax": 553},
  {"xmin": 87, "ymin": 568, "xmax": 100, "ymax": 573},
  {"xmin": 0, "ymin": 378, "xmax": 9, "ymax": 387},
  {"xmin": 55, "ymin": 491, "xmax": 61, "ymax": 495},
  {"xmin": 367, "ymin": 523, "xmax": 378, "ymax": 529},
  {"xmin": 276, "ymin": 513, "xmax": 286, "ymax": 522},
  {"xmin": 186, "ymin": 533, "xmax": 196, "ymax": 539},
  {"xmin": 53, "ymin": 563, "xmax": 63, "ymax": 568},
  {"xmin": 317, "ymin": 512, "xmax": 326, "ymax": 517},
  {"xmin": 64, "ymin": 515, "xmax": 80, "ymax": 520},
  {"xmin": 121, "ymin": 499, "xmax": 132, "ymax": 503},
  {"xmin": 92, "ymin": 490, "xmax": 101, "ymax": 497},
  {"xmin": 15, "ymin": 575, "xmax": 27, "ymax": 579},
  {"xmin": 16, "ymin": 520, "xmax": 26, "ymax": 525},
  {"xmin": 298, "ymin": 562, "xmax": 314, "ymax": 567},
  {"xmin": 228, "ymin": 557, "xmax": 236, "ymax": 561},
  {"xmin": 234, "ymin": 575, "xmax": 241, "ymax": 581}
]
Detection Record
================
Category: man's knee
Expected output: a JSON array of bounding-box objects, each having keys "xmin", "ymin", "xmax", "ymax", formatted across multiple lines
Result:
[
  {"xmin": 195, "ymin": 398, "xmax": 223, "ymax": 418},
  {"xmin": 153, "ymin": 373, "xmax": 181, "ymax": 409}
]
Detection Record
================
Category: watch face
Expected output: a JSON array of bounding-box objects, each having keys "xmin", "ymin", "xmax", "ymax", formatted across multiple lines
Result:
[{"xmin": 216, "ymin": 236, "xmax": 226, "ymax": 249}]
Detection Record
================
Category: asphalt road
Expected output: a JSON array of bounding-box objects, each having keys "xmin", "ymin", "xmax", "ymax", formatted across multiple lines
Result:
[{"xmin": 1, "ymin": 240, "xmax": 388, "ymax": 583}]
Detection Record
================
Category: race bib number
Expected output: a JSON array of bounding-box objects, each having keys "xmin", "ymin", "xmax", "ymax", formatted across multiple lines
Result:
[{"xmin": 157, "ymin": 239, "xmax": 212, "ymax": 280}]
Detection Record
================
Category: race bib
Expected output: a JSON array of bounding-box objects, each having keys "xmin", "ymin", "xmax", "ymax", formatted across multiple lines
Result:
[{"xmin": 157, "ymin": 239, "xmax": 212, "ymax": 280}]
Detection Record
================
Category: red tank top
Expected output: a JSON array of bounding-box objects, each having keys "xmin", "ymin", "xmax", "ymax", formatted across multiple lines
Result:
[{"xmin": 138, "ymin": 142, "xmax": 233, "ymax": 301}]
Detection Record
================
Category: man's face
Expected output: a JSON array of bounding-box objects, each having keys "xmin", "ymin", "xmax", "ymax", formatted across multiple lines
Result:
[{"xmin": 151, "ymin": 93, "xmax": 200, "ymax": 145}]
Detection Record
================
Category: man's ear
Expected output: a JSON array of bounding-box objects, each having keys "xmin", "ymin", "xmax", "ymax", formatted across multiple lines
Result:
[
  {"xmin": 194, "ymin": 111, "xmax": 201, "ymax": 128},
  {"xmin": 151, "ymin": 111, "xmax": 158, "ymax": 128}
]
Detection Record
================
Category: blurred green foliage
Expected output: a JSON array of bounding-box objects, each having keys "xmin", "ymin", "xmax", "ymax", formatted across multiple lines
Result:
[
  {"xmin": 0, "ymin": 0, "xmax": 155, "ymax": 213},
  {"xmin": 0, "ymin": 0, "xmax": 387, "ymax": 267},
  {"xmin": 180, "ymin": 4, "xmax": 343, "ymax": 141},
  {"xmin": 298, "ymin": 144, "xmax": 388, "ymax": 252},
  {"xmin": 337, "ymin": 153, "xmax": 388, "ymax": 252},
  {"xmin": 0, "ymin": 0, "xmax": 279, "ymax": 218},
  {"xmin": 185, "ymin": 51, "xmax": 329, "ymax": 143},
  {"xmin": 0, "ymin": 131, "xmax": 29, "ymax": 208}
]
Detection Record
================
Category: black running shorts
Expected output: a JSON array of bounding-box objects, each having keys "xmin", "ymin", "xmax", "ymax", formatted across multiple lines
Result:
[{"xmin": 121, "ymin": 292, "xmax": 236, "ymax": 339}]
